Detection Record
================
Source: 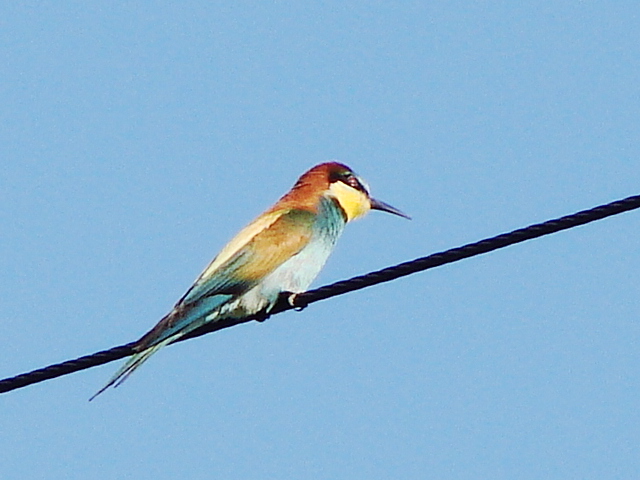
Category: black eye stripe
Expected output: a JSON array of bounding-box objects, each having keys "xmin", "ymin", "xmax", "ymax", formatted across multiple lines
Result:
[
  {"xmin": 329, "ymin": 170, "xmax": 367, "ymax": 193},
  {"xmin": 328, "ymin": 170, "xmax": 347, "ymax": 184}
]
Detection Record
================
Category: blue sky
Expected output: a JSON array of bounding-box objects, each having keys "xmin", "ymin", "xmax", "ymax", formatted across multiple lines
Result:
[{"xmin": 2, "ymin": 2, "xmax": 639, "ymax": 479}]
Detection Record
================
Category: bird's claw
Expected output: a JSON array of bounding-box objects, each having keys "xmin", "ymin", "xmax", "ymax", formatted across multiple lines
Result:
[{"xmin": 288, "ymin": 293, "xmax": 307, "ymax": 312}]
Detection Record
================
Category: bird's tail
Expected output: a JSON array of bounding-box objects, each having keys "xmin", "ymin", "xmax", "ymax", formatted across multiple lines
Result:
[
  {"xmin": 89, "ymin": 307, "xmax": 219, "ymax": 401},
  {"xmin": 88, "ymin": 335, "xmax": 175, "ymax": 401}
]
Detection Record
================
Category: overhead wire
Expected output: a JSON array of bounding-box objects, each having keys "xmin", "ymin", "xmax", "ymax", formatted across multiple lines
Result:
[{"xmin": 1, "ymin": 193, "xmax": 639, "ymax": 395}]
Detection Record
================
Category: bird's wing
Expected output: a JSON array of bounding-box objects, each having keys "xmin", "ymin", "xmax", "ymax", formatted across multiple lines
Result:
[
  {"xmin": 179, "ymin": 208, "xmax": 316, "ymax": 307},
  {"xmin": 134, "ymin": 208, "xmax": 317, "ymax": 350}
]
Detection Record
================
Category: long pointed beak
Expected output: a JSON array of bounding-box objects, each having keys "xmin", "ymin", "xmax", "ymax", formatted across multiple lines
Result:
[{"xmin": 370, "ymin": 198, "xmax": 411, "ymax": 219}]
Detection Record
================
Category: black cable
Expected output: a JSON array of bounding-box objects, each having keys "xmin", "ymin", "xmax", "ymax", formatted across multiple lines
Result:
[{"xmin": 1, "ymin": 193, "xmax": 639, "ymax": 395}]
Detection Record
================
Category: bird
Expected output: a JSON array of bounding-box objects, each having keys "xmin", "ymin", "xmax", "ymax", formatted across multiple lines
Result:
[{"xmin": 90, "ymin": 161, "xmax": 409, "ymax": 400}]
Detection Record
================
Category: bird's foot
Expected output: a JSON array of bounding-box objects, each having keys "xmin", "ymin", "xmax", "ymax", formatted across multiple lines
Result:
[
  {"xmin": 254, "ymin": 310, "xmax": 271, "ymax": 323},
  {"xmin": 287, "ymin": 293, "xmax": 307, "ymax": 312}
]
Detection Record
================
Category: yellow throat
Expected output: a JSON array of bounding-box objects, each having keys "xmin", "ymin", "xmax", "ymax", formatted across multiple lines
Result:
[{"xmin": 329, "ymin": 180, "xmax": 371, "ymax": 221}]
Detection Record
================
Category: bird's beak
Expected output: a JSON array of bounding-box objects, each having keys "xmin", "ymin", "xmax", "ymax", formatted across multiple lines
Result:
[{"xmin": 370, "ymin": 198, "xmax": 411, "ymax": 219}]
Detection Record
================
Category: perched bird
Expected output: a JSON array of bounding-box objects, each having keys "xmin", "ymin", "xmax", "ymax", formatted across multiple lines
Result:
[{"xmin": 91, "ymin": 162, "xmax": 408, "ymax": 399}]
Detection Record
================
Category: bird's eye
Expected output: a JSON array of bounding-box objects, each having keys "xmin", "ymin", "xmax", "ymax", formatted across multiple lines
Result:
[
  {"xmin": 346, "ymin": 176, "xmax": 361, "ymax": 189},
  {"xmin": 330, "ymin": 169, "xmax": 367, "ymax": 193},
  {"xmin": 342, "ymin": 174, "xmax": 368, "ymax": 194}
]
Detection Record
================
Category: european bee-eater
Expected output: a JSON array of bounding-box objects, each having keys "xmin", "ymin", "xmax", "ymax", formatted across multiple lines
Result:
[{"xmin": 91, "ymin": 162, "xmax": 408, "ymax": 399}]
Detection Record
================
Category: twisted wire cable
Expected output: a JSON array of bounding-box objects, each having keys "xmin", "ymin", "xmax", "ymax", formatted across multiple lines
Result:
[{"xmin": 1, "ymin": 193, "xmax": 639, "ymax": 395}]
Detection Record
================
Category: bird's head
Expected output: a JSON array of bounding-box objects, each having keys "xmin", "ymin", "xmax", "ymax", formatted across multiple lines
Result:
[
  {"xmin": 280, "ymin": 162, "xmax": 409, "ymax": 222},
  {"xmin": 326, "ymin": 163, "xmax": 409, "ymax": 221}
]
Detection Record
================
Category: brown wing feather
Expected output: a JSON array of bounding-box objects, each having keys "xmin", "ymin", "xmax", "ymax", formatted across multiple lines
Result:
[{"xmin": 231, "ymin": 208, "xmax": 315, "ymax": 282}]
